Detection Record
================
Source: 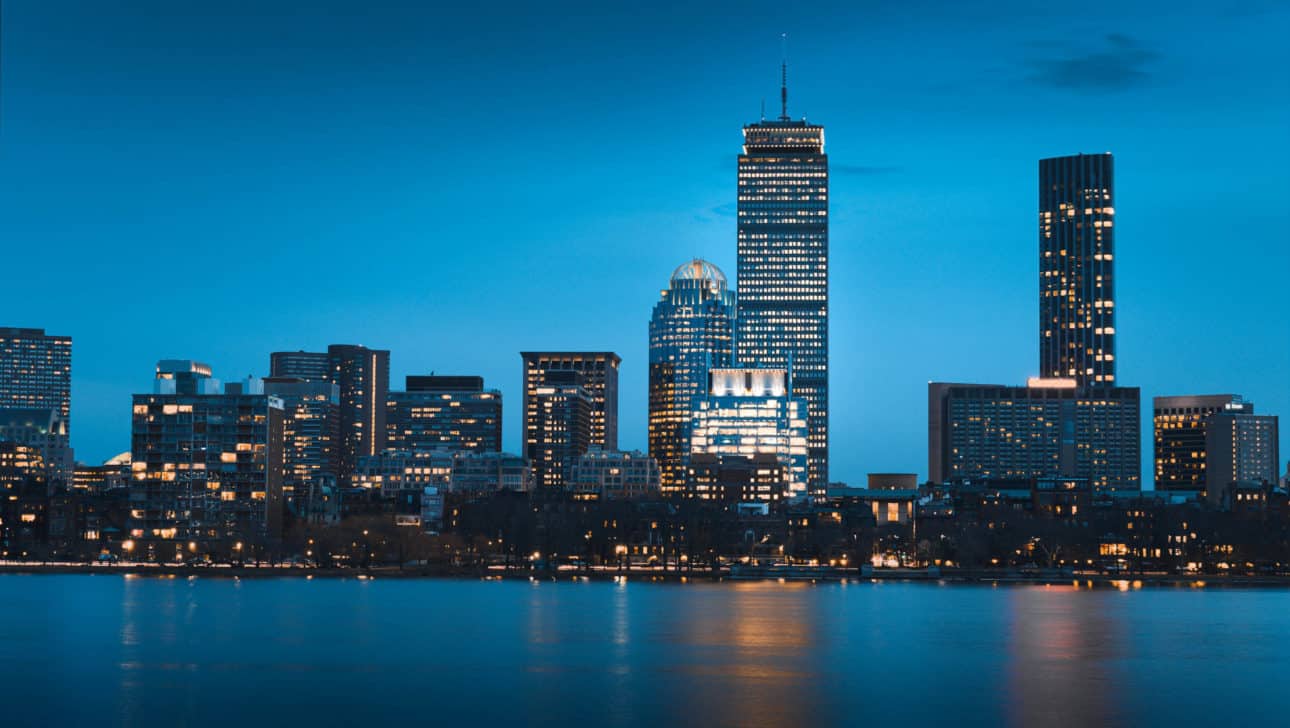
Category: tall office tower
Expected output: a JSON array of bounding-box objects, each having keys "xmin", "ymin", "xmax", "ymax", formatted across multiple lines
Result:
[
  {"xmin": 521, "ymin": 352, "xmax": 619, "ymax": 450},
  {"xmin": 0, "ymin": 327, "xmax": 72, "ymax": 423},
  {"xmin": 689, "ymin": 368, "xmax": 809, "ymax": 501},
  {"xmin": 527, "ymin": 370, "xmax": 592, "ymax": 488},
  {"xmin": 648, "ymin": 259, "xmax": 737, "ymax": 493},
  {"xmin": 387, "ymin": 376, "xmax": 502, "ymax": 454},
  {"xmin": 1154, "ymin": 394, "xmax": 1279, "ymax": 499},
  {"xmin": 735, "ymin": 71, "xmax": 829, "ymax": 497},
  {"xmin": 269, "ymin": 344, "xmax": 390, "ymax": 482},
  {"xmin": 928, "ymin": 379, "xmax": 1141, "ymax": 492},
  {"xmin": 1039, "ymin": 153, "xmax": 1117, "ymax": 386},
  {"xmin": 263, "ymin": 377, "xmax": 340, "ymax": 499},
  {"xmin": 130, "ymin": 363, "xmax": 285, "ymax": 550}
]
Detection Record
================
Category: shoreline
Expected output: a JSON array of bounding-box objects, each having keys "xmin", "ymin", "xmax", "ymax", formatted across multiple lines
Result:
[{"xmin": 2, "ymin": 563, "xmax": 1289, "ymax": 588}]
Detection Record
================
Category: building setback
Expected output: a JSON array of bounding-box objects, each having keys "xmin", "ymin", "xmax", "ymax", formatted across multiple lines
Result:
[
  {"xmin": 387, "ymin": 375, "xmax": 502, "ymax": 454},
  {"xmin": 648, "ymin": 259, "xmax": 736, "ymax": 493},
  {"xmin": 735, "ymin": 87, "xmax": 829, "ymax": 496},
  {"xmin": 130, "ymin": 362, "xmax": 284, "ymax": 550},
  {"xmin": 1039, "ymin": 153, "xmax": 1117, "ymax": 386},
  {"xmin": 0, "ymin": 327, "xmax": 72, "ymax": 424},
  {"xmin": 269, "ymin": 344, "xmax": 390, "ymax": 483},
  {"xmin": 521, "ymin": 352, "xmax": 619, "ymax": 451},
  {"xmin": 690, "ymin": 368, "xmax": 809, "ymax": 501},
  {"xmin": 928, "ymin": 379, "xmax": 1140, "ymax": 493}
]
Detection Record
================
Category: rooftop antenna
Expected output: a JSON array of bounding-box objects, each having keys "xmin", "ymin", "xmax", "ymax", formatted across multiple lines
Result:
[
  {"xmin": 760, "ymin": 98, "xmax": 766, "ymax": 122},
  {"xmin": 779, "ymin": 33, "xmax": 789, "ymax": 121}
]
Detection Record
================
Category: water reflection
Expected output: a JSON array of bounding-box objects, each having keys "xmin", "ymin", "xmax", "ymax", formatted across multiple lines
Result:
[{"xmin": 1006, "ymin": 586, "xmax": 1126, "ymax": 727}]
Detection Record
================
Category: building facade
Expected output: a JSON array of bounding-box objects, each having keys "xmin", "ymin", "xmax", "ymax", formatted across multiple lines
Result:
[
  {"xmin": 270, "ymin": 344, "xmax": 390, "ymax": 482},
  {"xmin": 449, "ymin": 451, "xmax": 532, "ymax": 494},
  {"xmin": 648, "ymin": 259, "xmax": 737, "ymax": 493},
  {"xmin": 353, "ymin": 449, "xmax": 453, "ymax": 499},
  {"xmin": 1154, "ymin": 394, "xmax": 1249, "ymax": 493},
  {"xmin": 0, "ymin": 327, "xmax": 72, "ymax": 423},
  {"xmin": 736, "ymin": 108, "xmax": 829, "ymax": 495},
  {"xmin": 526, "ymin": 371, "xmax": 592, "ymax": 489},
  {"xmin": 129, "ymin": 364, "xmax": 285, "ymax": 551},
  {"xmin": 1205, "ymin": 412, "xmax": 1279, "ymax": 506},
  {"xmin": 690, "ymin": 368, "xmax": 809, "ymax": 501},
  {"xmin": 1039, "ymin": 153, "xmax": 1117, "ymax": 386},
  {"xmin": 263, "ymin": 377, "xmax": 340, "ymax": 500},
  {"xmin": 687, "ymin": 452, "xmax": 785, "ymax": 503},
  {"xmin": 0, "ymin": 408, "xmax": 73, "ymax": 488},
  {"xmin": 521, "ymin": 352, "xmax": 619, "ymax": 451},
  {"xmin": 568, "ymin": 447, "xmax": 661, "ymax": 500},
  {"xmin": 928, "ymin": 379, "xmax": 1141, "ymax": 492},
  {"xmin": 387, "ymin": 375, "xmax": 502, "ymax": 454}
]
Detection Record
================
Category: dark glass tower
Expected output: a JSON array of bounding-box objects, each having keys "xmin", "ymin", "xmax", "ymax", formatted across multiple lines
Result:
[
  {"xmin": 1039, "ymin": 153, "xmax": 1116, "ymax": 386},
  {"xmin": 648, "ymin": 259, "xmax": 736, "ymax": 493},
  {"xmin": 0, "ymin": 327, "xmax": 72, "ymax": 423},
  {"xmin": 270, "ymin": 345, "xmax": 389, "ymax": 483},
  {"xmin": 735, "ymin": 76, "xmax": 829, "ymax": 497}
]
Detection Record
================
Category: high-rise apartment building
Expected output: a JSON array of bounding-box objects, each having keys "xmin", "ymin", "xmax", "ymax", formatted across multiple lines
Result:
[
  {"xmin": 130, "ymin": 363, "xmax": 285, "ymax": 549},
  {"xmin": 387, "ymin": 375, "xmax": 502, "ymax": 454},
  {"xmin": 648, "ymin": 259, "xmax": 737, "ymax": 493},
  {"xmin": 0, "ymin": 327, "xmax": 72, "ymax": 423},
  {"xmin": 526, "ymin": 370, "xmax": 592, "ymax": 489},
  {"xmin": 269, "ymin": 344, "xmax": 389, "ymax": 482},
  {"xmin": 928, "ymin": 379, "xmax": 1141, "ymax": 492},
  {"xmin": 690, "ymin": 368, "xmax": 809, "ymax": 501},
  {"xmin": 521, "ymin": 352, "xmax": 619, "ymax": 451},
  {"xmin": 735, "ymin": 82, "xmax": 829, "ymax": 496},
  {"xmin": 1039, "ymin": 153, "xmax": 1116, "ymax": 386},
  {"xmin": 263, "ymin": 377, "xmax": 340, "ymax": 498}
]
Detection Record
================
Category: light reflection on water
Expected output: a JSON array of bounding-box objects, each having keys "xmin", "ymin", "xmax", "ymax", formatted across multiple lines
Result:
[{"xmin": 2, "ymin": 575, "xmax": 1289, "ymax": 727}]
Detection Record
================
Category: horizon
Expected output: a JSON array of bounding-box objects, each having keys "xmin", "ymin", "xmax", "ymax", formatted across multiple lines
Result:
[{"xmin": 2, "ymin": 1, "xmax": 1288, "ymax": 483}]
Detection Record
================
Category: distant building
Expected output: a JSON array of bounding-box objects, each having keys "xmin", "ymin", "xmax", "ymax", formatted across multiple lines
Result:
[
  {"xmin": 130, "ymin": 363, "xmax": 285, "ymax": 550},
  {"xmin": 1039, "ymin": 153, "xmax": 1117, "ymax": 387},
  {"xmin": 386, "ymin": 375, "xmax": 502, "ymax": 454},
  {"xmin": 0, "ymin": 327, "xmax": 72, "ymax": 423},
  {"xmin": 1154, "ymin": 395, "xmax": 1278, "ymax": 499},
  {"xmin": 928, "ymin": 379, "xmax": 1140, "ymax": 492},
  {"xmin": 826, "ymin": 486, "xmax": 918, "ymax": 525},
  {"xmin": 868, "ymin": 473, "xmax": 918, "ymax": 491},
  {"xmin": 0, "ymin": 408, "xmax": 73, "ymax": 488},
  {"xmin": 521, "ymin": 352, "xmax": 620, "ymax": 451},
  {"xmin": 72, "ymin": 452, "xmax": 131, "ymax": 493},
  {"xmin": 687, "ymin": 452, "xmax": 785, "ymax": 503},
  {"xmin": 263, "ymin": 377, "xmax": 340, "ymax": 500},
  {"xmin": 526, "ymin": 371, "xmax": 592, "ymax": 488},
  {"xmin": 568, "ymin": 447, "xmax": 661, "ymax": 500},
  {"xmin": 353, "ymin": 449, "xmax": 453, "ymax": 499},
  {"xmin": 1204, "ymin": 410, "xmax": 1279, "ymax": 507},
  {"xmin": 649, "ymin": 259, "xmax": 736, "ymax": 493},
  {"xmin": 448, "ymin": 451, "xmax": 531, "ymax": 494},
  {"xmin": 270, "ymin": 345, "xmax": 390, "ymax": 482},
  {"xmin": 0, "ymin": 440, "xmax": 46, "ymax": 495},
  {"xmin": 690, "ymin": 368, "xmax": 809, "ymax": 500}
]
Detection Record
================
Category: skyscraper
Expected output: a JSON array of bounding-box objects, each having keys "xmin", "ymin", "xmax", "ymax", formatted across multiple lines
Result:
[
  {"xmin": 735, "ymin": 71, "xmax": 829, "ymax": 496},
  {"xmin": 648, "ymin": 259, "xmax": 736, "ymax": 493},
  {"xmin": 521, "ymin": 352, "xmax": 619, "ymax": 451},
  {"xmin": 1039, "ymin": 153, "xmax": 1116, "ymax": 386},
  {"xmin": 0, "ymin": 327, "xmax": 72, "ymax": 423},
  {"xmin": 387, "ymin": 375, "xmax": 502, "ymax": 453},
  {"xmin": 269, "ymin": 344, "xmax": 390, "ymax": 482},
  {"xmin": 263, "ymin": 377, "xmax": 340, "ymax": 499}
]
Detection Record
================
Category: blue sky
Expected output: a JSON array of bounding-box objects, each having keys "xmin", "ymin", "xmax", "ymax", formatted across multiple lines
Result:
[{"xmin": 2, "ymin": 0, "xmax": 1288, "ymax": 484}]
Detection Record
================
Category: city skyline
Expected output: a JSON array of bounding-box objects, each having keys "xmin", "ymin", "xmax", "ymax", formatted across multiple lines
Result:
[{"xmin": 2, "ymin": 1, "xmax": 1287, "ymax": 484}]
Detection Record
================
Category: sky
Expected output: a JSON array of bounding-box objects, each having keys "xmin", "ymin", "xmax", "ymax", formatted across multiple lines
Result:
[{"xmin": 2, "ymin": 0, "xmax": 1288, "ymax": 485}]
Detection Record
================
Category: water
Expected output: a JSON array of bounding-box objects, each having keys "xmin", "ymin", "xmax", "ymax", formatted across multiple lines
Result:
[{"xmin": 3, "ymin": 574, "xmax": 1288, "ymax": 727}]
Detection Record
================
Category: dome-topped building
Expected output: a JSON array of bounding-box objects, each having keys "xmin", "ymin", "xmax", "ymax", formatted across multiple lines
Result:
[
  {"xmin": 649, "ymin": 259, "xmax": 737, "ymax": 493},
  {"xmin": 671, "ymin": 259, "xmax": 727, "ymax": 287}
]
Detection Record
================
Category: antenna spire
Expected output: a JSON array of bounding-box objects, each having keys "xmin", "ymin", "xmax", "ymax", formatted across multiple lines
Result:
[{"xmin": 779, "ymin": 33, "xmax": 789, "ymax": 121}]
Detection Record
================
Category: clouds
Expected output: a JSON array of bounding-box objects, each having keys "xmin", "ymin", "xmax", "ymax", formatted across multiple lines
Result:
[{"xmin": 1026, "ymin": 33, "xmax": 1160, "ymax": 92}]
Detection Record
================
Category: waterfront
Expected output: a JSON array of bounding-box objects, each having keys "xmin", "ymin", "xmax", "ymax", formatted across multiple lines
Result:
[{"xmin": 4, "ymin": 576, "xmax": 1290, "ymax": 726}]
